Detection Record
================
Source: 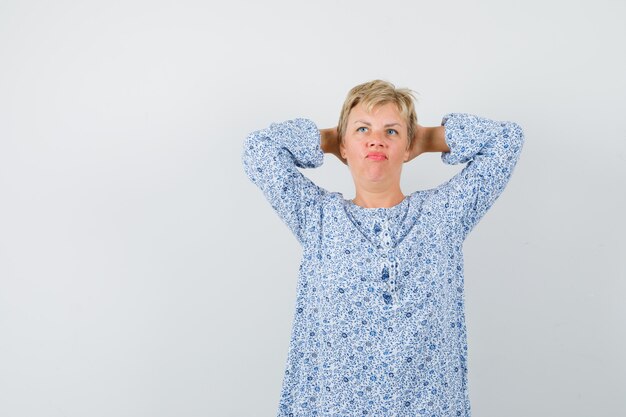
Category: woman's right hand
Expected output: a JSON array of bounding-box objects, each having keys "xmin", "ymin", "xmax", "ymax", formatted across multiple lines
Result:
[{"xmin": 320, "ymin": 127, "xmax": 348, "ymax": 165}]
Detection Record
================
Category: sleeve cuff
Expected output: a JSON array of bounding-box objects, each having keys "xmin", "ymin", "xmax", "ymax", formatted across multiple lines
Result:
[
  {"xmin": 440, "ymin": 113, "xmax": 497, "ymax": 165},
  {"xmin": 268, "ymin": 118, "xmax": 324, "ymax": 169}
]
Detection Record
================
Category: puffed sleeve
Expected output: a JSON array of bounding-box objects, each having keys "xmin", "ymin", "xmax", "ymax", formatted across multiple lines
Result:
[
  {"xmin": 242, "ymin": 118, "xmax": 328, "ymax": 246},
  {"xmin": 438, "ymin": 113, "xmax": 525, "ymax": 241}
]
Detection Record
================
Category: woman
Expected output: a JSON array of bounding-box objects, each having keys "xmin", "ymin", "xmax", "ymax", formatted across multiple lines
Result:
[{"xmin": 242, "ymin": 80, "xmax": 524, "ymax": 416}]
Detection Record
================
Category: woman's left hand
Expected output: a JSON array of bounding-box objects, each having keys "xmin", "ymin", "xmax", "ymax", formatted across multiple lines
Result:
[
  {"xmin": 406, "ymin": 124, "xmax": 448, "ymax": 163},
  {"xmin": 406, "ymin": 124, "xmax": 428, "ymax": 163}
]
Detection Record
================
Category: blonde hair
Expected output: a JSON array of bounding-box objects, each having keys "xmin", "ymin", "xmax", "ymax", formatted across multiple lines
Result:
[{"xmin": 338, "ymin": 79, "xmax": 417, "ymax": 148}]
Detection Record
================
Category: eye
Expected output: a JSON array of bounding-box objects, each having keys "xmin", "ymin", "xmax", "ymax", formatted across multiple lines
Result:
[
  {"xmin": 356, "ymin": 126, "xmax": 368, "ymax": 133},
  {"xmin": 387, "ymin": 129, "xmax": 398, "ymax": 135}
]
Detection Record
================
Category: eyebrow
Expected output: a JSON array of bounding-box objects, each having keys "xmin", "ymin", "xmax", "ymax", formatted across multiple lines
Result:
[{"xmin": 354, "ymin": 120, "xmax": 403, "ymax": 127}]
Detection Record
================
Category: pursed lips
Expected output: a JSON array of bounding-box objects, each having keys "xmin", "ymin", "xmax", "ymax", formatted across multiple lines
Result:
[{"xmin": 366, "ymin": 152, "xmax": 387, "ymax": 161}]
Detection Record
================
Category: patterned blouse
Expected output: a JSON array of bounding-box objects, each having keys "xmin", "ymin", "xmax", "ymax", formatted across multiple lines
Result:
[{"xmin": 242, "ymin": 113, "xmax": 524, "ymax": 416}]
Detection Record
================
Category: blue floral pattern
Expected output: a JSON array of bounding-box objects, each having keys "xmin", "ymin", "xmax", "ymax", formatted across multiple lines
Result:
[{"xmin": 242, "ymin": 114, "xmax": 524, "ymax": 416}]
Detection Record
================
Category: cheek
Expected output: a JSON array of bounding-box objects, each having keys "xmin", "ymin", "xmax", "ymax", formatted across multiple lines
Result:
[{"xmin": 342, "ymin": 141, "xmax": 359, "ymax": 156}]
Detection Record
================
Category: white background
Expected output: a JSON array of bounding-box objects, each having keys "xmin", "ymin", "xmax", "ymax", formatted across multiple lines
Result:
[{"xmin": 1, "ymin": 0, "xmax": 624, "ymax": 416}]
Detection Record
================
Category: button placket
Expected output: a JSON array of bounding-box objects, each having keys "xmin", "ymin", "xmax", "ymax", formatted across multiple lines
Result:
[
  {"xmin": 378, "ymin": 216, "xmax": 399, "ymax": 307},
  {"xmin": 345, "ymin": 199, "xmax": 410, "ymax": 309}
]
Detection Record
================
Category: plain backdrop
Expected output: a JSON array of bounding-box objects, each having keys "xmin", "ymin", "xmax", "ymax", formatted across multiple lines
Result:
[{"xmin": 1, "ymin": 0, "xmax": 624, "ymax": 416}]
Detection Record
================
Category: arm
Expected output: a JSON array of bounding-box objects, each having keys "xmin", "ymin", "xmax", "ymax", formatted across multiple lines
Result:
[
  {"xmin": 435, "ymin": 113, "xmax": 525, "ymax": 240},
  {"xmin": 242, "ymin": 118, "xmax": 328, "ymax": 246}
]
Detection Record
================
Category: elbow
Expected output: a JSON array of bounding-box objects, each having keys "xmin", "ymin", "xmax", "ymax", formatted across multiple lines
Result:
[
  {"xmin": 242, "ymin": 131, "xmax": 263, "ymax": 180},
  {"xmin": 241, "ymin": 133, "xmax": 253, "ymax": 168},
  {"xmin": 509, "ymin": 121, "xmax": 525, "ymax": 145},
  {"xmin": 243, "ymin": 129, "xmax": 261, "ymax": 152},
  {"xmin": 507, "ymin": 122, "xmax": 525, "ymax": 162},
  {"xmin": 502, "ymin": 121, "xmax": 525, "ymax": 156},
  {"xmin": 242, "ymin": 129, "xmax": 266, "ymax": 161}
]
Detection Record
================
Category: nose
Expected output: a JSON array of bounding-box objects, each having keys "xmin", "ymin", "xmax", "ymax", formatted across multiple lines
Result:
[{"xmin": 367, "ymin": 130, "xmax": 385, "ymax": 147}]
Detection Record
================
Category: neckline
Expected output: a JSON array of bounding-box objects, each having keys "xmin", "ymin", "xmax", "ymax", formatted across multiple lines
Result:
[
  {"xmin": 342, "ymin": 194, "xmax": 412, "ymax": 252},
  {"xmin": 346, "ymin": 195, "xmax": 408, "ymax": 211},
  {"xmin": 344, "ymin": 195, "xmax": 410, "ymax": 226}
]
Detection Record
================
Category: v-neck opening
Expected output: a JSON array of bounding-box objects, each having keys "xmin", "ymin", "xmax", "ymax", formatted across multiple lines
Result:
[{"xmin": 342, "ymin": 195, "xmax": 414, "ymax": 253}]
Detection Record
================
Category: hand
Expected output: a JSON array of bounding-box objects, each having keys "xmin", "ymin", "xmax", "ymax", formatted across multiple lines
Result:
[
  {"xmin": 320, "ymin": 127, "xmax": 348, "ymax": 165},
  {"xmin": 406, "ymin": 124, "xmax": 448, "ymax": 163},
  {"xmin": 406, "ymin": 124, "xmax": 428, "ymax": 163}
]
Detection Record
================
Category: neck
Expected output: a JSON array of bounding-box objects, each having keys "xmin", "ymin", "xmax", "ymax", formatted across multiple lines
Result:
[{"xmin": 352, "ymin": 186, "xmax": 406, "ymax": 208}]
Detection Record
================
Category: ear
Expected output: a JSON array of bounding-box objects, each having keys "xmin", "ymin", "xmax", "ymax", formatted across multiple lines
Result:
[
  {"xmin": 339, "ymin": 142, "xmax": 347, "ymax": 159},
  {"xmin": 403, "ymin": 143, "xmax": 410, "ymax": 162}
]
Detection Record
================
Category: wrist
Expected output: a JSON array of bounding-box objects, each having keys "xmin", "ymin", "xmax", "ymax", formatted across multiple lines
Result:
[
  {"xmin": 320, "ymin": 128, "xmax": 338, "ymax": 154},
  {"xmin": 425, "ymin": 126, "xmax": 448, "ymax": 153}
]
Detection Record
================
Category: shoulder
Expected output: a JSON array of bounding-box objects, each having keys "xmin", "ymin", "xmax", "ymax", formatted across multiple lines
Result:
[
  {"xmin": 308, "ymin": 190, "xmax": 350, "ymax": 216},
  {"xmin": 322, "ymin": 191, "xmax": 346, "ymax": 208}
]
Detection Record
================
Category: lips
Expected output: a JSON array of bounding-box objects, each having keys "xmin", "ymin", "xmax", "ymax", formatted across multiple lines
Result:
[{"xmin": 366, "ymin": 152, "xmax": 387, "ymax": 161}]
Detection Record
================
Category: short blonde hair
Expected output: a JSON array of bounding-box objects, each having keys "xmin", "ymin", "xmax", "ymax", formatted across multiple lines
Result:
[{"xmin": 338, "ymin": 80, "xmax": 417, "ymax": 148}]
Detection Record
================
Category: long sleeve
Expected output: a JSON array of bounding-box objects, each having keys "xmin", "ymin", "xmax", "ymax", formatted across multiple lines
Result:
[
  {"xmin": 438, "ymin": 113, "xmax": 525, "ymax": 241},
  {"xmin": 242, "ymin": 118, "xmax": 328, "ymax": 246}
]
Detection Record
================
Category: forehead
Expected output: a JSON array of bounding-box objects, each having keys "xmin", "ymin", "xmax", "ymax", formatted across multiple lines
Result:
[{"xmin": 348, "ymin": 101, "xmax": 405, "ymax": 124}]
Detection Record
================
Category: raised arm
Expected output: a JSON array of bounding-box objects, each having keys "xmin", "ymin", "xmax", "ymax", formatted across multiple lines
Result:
[
  {"xmin": 426, "ymin": 113, "xmax": 525, "ymax": 240},
  {"xmin": 242, "ymin": 118, "xmax": 328, "ymax": 246}
]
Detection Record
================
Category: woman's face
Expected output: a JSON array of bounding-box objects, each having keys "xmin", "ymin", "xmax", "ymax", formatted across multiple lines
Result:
[{"xmin": 339, "ymin": 102, "xmax": 410, "ymax": 186}]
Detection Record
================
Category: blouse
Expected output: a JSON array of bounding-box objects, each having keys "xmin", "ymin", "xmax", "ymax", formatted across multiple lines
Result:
[{"xmin": 242, "ymin": 113, "xmax": 524, "ymax": 416}]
